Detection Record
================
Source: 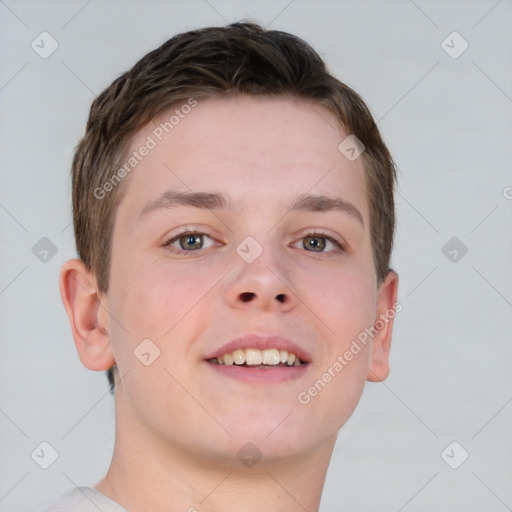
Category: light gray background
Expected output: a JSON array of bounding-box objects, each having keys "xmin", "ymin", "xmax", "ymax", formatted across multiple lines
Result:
[{"xmin": 1, "ymin": 1, "xmax": 511, "ymax": 511}]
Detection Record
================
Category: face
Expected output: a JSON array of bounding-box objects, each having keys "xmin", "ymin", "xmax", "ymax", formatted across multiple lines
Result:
[{"xmin": 103, "ymin": 95, "xmax": 393, "ymax": 465}]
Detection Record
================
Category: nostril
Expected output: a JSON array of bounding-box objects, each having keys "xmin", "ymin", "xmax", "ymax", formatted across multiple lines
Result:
[
  {"xmin": 240, "ymin": 292, "xmax": 255, "ymax": 302},
  {"xmin": 276, "ymin": 293, "xmax": 286, "ymax": 303}
]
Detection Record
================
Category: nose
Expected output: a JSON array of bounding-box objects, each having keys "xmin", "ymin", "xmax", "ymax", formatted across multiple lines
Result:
[{"xmin": 223, "ymin": 249, "xmax": 297, "ymax": 312}]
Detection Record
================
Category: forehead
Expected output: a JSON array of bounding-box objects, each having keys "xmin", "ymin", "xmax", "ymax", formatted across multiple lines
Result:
[{"xmin": 117, "ymin": 95, "xmax": 368, "ymax": 222}]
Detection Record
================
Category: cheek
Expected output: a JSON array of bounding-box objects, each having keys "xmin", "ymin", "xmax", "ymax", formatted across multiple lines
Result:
[
  {"xmin": 110, "ymin": 254, "xmax": 220, "ymax": 340},
  {"xmin": 300, "ymin": 265, "xmax": 376, "ymax": 345},
  {"xmin": 294, "ymin": 267, "xmax": 376, "ymax": 429},
  {"xmin": 106, "ymin": 259, "xmax": 209, "ymax": 404}
]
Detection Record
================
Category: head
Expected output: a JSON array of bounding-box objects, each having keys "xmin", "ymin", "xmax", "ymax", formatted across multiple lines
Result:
[{"xmin": 61, "ymin": 22, "xmax": 398, "ymax": 465}]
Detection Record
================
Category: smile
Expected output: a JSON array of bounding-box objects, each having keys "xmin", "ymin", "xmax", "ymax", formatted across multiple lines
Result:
[{"xmin": 208, "ymin": 348, "xmax": 305, "ymax": 367}]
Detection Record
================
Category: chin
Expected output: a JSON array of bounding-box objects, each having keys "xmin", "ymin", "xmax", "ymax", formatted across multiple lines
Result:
[{"xmin": 229, "ymin": 415, "xmax": 324, "ymax": 458}]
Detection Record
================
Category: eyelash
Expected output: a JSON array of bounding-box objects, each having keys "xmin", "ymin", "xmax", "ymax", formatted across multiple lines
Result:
[{"xmin": 162, "ymin": 229, "xmax": 345, "ymax": 256}]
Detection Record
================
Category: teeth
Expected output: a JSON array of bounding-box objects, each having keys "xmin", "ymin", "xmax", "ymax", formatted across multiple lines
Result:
[
  {"xmin": 212, "ymin": 348, "xmax": 303, "ymax": 366},
  {"xmin": 262, "ymin": 348, "xmax": 280, "ymax": 365},
  {"xmin": 232, "ymin": 349, "xmax": 245, "ymax": 365},
  {"xmin": 245, "ymin": 349, "xmax": 263, "ymax": 365}
]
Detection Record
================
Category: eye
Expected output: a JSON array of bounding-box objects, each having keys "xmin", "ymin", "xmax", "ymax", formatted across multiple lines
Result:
[
  {"xmin": 162, "ymin": 229, "xmax": 344, "ymax": 256},
  {"xmin": 296, "ymin": 232, "xmax": 344, "ymax": 253},
  {"xmin": 163, "ymin": 230, "xmax": 216, "ymax": 254}
]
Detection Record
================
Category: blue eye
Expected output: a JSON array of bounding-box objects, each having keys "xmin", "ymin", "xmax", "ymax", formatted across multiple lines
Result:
[
  {"xmin": 301, "ymin": 234, "xmax": 342, "ymax": 252},
  {"xmin": 163, "ymin": 230, "xmax": 216, "ymax": 254},
  {"xmin": 163, "ymin": 230, "xmax": 344, "ymax": 256},
  {"xmin": 176, "ymin": 233, "xmax": 203, "ymax": 250}
]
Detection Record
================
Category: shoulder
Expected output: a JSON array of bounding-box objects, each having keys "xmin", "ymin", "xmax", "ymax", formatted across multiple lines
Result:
[{"xmin": 38, "ymin": 486, "xmax": 129, "ymax": 512}]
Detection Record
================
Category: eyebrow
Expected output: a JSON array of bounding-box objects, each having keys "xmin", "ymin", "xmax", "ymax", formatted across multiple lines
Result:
[{"xmin": 138, "ymin": 190, "xmax": 364, "ymax": 226}]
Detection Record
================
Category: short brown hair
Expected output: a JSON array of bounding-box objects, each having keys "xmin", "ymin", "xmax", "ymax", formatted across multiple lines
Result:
[{"xmin": 71, "ymin": 21, "xmax": 396, "ymax": 394}]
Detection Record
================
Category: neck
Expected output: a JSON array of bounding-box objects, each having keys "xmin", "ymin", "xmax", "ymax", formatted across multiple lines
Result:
[{"xmin": 95, "ymin": 401, "xmax": 336, "ymax": 512}]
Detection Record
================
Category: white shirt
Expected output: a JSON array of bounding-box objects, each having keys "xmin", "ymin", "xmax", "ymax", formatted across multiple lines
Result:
[{"xmin": 39, "ymin": 485, "xmax": 128, "ymax": 512}]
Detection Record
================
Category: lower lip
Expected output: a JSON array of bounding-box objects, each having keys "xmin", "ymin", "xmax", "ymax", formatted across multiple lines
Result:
[{"xmin": 205, "ymin": 361, "xmax": 309, "ymax": 383}]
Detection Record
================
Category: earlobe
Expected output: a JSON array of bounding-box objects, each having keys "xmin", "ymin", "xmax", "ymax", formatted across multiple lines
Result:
[
  {"xmin": 59, "ymin": 259, "xmax": 115, "ymax": 371},
  {"xmin": 367, "ymin": 270, "xmax": 399, "ymax": 382}
]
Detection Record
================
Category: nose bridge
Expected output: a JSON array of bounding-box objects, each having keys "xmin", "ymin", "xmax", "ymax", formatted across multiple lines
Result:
[
  {"xmin": 237, "ymin": 231, "xmax": 287, "ymax": 283},
  {"xmin": 230, "ymin": 205, "xmax": 283, "ymax": 268}
]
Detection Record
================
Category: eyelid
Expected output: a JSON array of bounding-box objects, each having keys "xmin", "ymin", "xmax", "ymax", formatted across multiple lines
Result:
[{"xmin": 293, "ymin": 229, "xmax": 345, "ymax": 252}]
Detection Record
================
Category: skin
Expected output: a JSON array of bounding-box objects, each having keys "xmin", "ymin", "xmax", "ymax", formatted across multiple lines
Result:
[{"xmin": 60, "ymin": 95, "xmax": 398, "ymax": 512}]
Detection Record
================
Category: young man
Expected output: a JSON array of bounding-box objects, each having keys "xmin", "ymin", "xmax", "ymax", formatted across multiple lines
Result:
[{"xmin": 44, "ymin": 21, "xmax": 399, "ymax": 512}]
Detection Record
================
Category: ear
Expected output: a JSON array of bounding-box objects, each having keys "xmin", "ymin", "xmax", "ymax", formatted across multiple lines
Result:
[
  {"xmin": 367, "ymin": 270, "xmax": 399, "ymax": 382},
  {"xmin": 59, "ymin": 259, "xmax": 115, "ymax": 372}
]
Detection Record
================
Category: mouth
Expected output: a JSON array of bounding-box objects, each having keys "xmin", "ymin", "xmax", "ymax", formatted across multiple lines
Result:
[
  {"xmin": 207, "ymin": 347, "xmax": 306, "ymax": 368},
  {"xmin": 204, "ymin": 335, "xmax": 311, "ymax": 383}
]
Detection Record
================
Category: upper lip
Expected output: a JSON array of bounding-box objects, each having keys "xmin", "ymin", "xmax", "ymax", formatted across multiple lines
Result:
[{"xmin": 205, "ymin": 334, "xmax": 312, "ymax": 363}]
